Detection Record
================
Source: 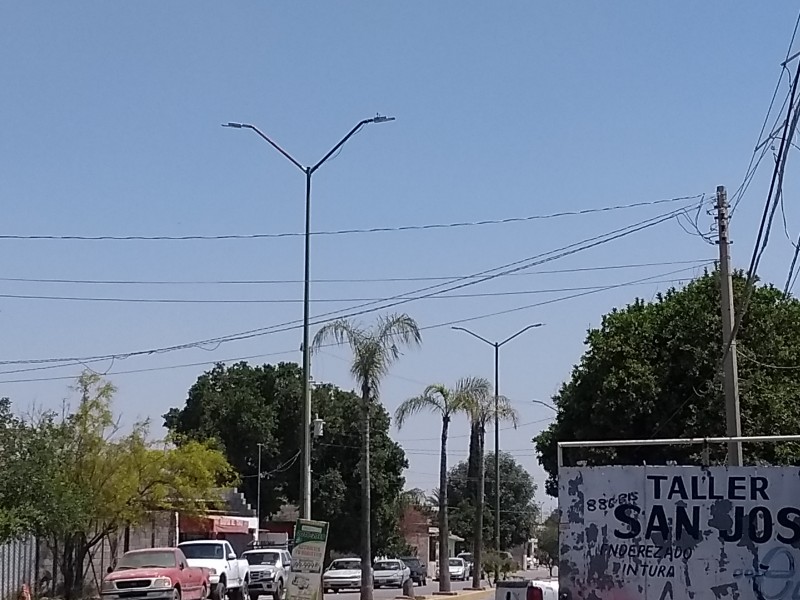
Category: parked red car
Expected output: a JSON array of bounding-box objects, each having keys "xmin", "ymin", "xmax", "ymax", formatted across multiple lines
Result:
[{"xmin": 102, "ymin": 548, "xmax": 210, "ymax": 600}]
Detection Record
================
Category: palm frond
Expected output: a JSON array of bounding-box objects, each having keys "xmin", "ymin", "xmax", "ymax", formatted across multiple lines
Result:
[
  {"xmin": 459, "ymin": 377, "xmax": 495, "ymax": 423},
  {"xmin": 313, "ymin": 314, "xmax": 420, "ymax": 401},
  {"xmin": 394, "ymin": 385, "xmax": 448, "ymax": 429},
  {"xmin": 491, "ymin": 394, "xmax": 520, "ymax": 427},
  {"xmin": 376, "ymin": 313, "xmax": 422, "ymax": 364},
  {"xmin": 312, "ymin": 319, "xmax": 365, "ymax": 356}
]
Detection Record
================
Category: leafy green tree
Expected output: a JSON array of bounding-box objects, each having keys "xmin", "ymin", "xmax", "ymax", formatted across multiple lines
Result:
[
  {"xmin": 536, "ymin": 511, "xmax": 559, "ymax": 577},
  {"xmin": 1, "ymin": 373, "xmax": 233, "ymax": 600},
  {"xmin": 534, "ymin": 271, "xmax": 800, "ymax": 495},
  {"xmin": 464, "ymin": 392, "xmax": 518, "ymax": 586},
  {"xmin": 395, "ymin": 378, "xmax": 490, "ymax": 592},
  {"xmin": 163, "ymin": 362, "xmax": 409, "ymax": 556},
  {"xmin": 312, "ymin": 313, "xmax": 421, "ymax": 600},
  {"xmin": 447, "ymin": 452, "xmax": 538, "ymax": 552}
]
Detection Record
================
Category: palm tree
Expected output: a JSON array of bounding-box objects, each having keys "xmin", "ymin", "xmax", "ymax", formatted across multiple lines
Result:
[
  {"xmin": 312, "ymin": 313, "xmax": 421, "ymax": 600},
  {"xmin": 465, "ymin": 392, "xmax": 518, "ymax": 588},
  {"xmin": 395, "ymin": 377, "xmax": 491, "ymax": 592}
]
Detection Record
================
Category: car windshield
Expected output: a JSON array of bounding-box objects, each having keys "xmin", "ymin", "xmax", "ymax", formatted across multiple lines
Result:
[
  {"xmin": 459, "ymin": 554, "xmax": 473, "ymax": 562},
  {"xmin": 449, "ymin": 559, "xmax": 463, "ymax": 567},
  {"xmin": 330, "ymin": 560, "xmax": 360, "ymax": 570},
  {"xmin": 375, "ymin": 561, "xmax": 400, "ymax": 570},
  {"xmin": 180, "ymin": 544, "xmax": 225, "ymax": 560},
  {"xmin": 401, "ymin": 558, "xmax": 420, "ymax": 567},
  {"xmin": 244, "ymin": 552, "xmax": 279, "ymax": 565},
  {"xmin": 117, "ymin": 550, "xmax": 176, "ymax": 570}
]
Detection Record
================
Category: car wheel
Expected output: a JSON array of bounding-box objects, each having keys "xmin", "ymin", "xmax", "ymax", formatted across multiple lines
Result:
[
  {"xmin": 272, "ymin": 579, "xmax": 283, "ymax": 600},
  {"xmin": 172, "ymin": 588, "xmax": 181, "ymax": 600},
  {"xmin": 212, "ymin": 582, "xmax": 226, "ymax": 600},
  {"xmin": 201, "ymin": 584, "xmax": 208, "ymax": 600}
]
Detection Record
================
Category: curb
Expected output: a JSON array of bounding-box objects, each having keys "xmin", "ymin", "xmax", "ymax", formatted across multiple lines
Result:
[{"xmin": 395, "ymin": 589, "xmax": 493, "ymax": 600}]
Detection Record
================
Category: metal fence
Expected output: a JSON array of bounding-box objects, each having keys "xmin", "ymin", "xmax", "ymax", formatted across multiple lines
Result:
[
  {"xmin": 0, "ymin": 536, "xmax": 40, "ymax": 600},
  {"xmin": 0, "ymin": 512, "xmax": 177, "ymax": 599}
]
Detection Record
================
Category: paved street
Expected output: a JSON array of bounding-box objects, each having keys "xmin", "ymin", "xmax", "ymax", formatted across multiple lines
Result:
[
  {"xmin": 328, "ymin": 577, "xmax": 487, "ymax": 600},
  {"xmin": 323, "ymin": 569, "xmax": 560, "ymax": 600}
]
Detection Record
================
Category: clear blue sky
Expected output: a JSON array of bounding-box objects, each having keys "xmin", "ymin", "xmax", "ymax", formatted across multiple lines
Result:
[{"xmin": 2, "ymin": 2, "xmax": 799, "ymax": 511}]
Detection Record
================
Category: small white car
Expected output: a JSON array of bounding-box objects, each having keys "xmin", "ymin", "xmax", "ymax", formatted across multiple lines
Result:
[
  {"xmin": 322, "ymin": 558, "xmax": 362, "ymax": 593},
  {"xmin": 448, "ymin": 557, "xmax": 467, "ymax": 581},
  {"xmin": 372, "ymin": 559, "xmax": 411, "ymax": 589}
]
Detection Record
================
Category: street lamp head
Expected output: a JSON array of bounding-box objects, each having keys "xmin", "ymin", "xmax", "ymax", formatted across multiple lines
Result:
[
  {"xmin": 222, "ymin": 122, "xmax": 245, "ymax": 128},
  {"xmin": 371, "ymin": 114, "xmax": 396, "ymax": 124}
]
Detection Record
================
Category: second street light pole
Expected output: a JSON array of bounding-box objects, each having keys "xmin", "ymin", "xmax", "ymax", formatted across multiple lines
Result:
[
  {"xmin": 452, "ymin": 323, "xmax": 543, "ymax": 552},
  {"xmin": 224, "ymin": 115, "xmax": 395, "ymax": 519}
]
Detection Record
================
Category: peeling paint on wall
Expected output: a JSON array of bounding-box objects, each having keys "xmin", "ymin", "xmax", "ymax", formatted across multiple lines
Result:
[{"xmin": 558, "ymin": 466, "xmax": 800, "ymax": 599}]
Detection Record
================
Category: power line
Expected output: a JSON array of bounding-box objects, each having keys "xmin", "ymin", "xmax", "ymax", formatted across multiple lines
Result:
[
  {"xmin": 421, "ymin": 265, "xmax": 706, "ymax": 331},
  {"xmin": 0, "ymin": 265, "xmax": 706, "ymax": 384},
  {"xmin": 731, "ymin": 60, "xmax": 800, "ymax": 357},
  {"xmin": 653, "ymin": 14, "xmax": 800, "ymax": 441},
  {"xmin": 0, "ymin": 277, "xmax": 697, "ymax": 305},
  {"xmin": 737, "ymin": 347, "xmax": 800, "ymax": 370},
  {"xmin": 0, "ymin": 202, "xmax": 704, "ymax": 370},
  {"xmin": 396, "ymin": 418, "xmax": 556, "ymax": 443},
  {"xmin": 0, "ymin": 259, "xmax": 713, "ymax": 286},
  {"xmin": 731, "ymin": 8, "xmax": 800, "ymax": 216},
  {"xmin": 0, "ymin": 194, "xmax": 704, "ymax": 242}
]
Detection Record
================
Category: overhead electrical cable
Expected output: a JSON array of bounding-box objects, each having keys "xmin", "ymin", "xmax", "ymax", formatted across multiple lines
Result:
[
  {"xmin": 0, "ymin": 194, "xmax": 704, "ymax": 241},
  {"xmin": 0, "ymin": 277, "xmax": 701, "ymax": 305},
  {"xmin": 727, "ymin": 55, "xmax": 800, "ymax": 362},
  {"xmin": 731, "ymin": 8, "xmax": 800, "ymax": 216},
  {"xmin": 0, "ymin": 263, "xmax": 709, "ymax": 383},
  {"xmin": 0, "ymin": 258, "xmax": 713, "ymax": 286},
  {"xmin": 0, "ymin": 201, "xmax": 704, "ymax": 369}
]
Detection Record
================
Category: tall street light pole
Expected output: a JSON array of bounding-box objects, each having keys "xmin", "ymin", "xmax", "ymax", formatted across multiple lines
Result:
[
  {"xmin": 224, "ymin": 115, "xmax": 395, "ymax": 519},
  {"xmin": 452, "ymin": 323, "xmax": 543, "ymax": 552}
]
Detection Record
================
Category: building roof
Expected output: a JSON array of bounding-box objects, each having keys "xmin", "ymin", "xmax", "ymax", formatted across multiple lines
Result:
[{"xmin": 428, "ymin": 527, "xmax": 464, "ymax": 542}]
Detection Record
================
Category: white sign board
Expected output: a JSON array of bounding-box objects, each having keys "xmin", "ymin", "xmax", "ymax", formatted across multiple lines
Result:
[
  {"xmin": 287, "ymin": 519, "xmax": 329, "ymax": 600},
  {"xmin": 559, "ymin": 466, "xmax": 800, "ymax": 599}
]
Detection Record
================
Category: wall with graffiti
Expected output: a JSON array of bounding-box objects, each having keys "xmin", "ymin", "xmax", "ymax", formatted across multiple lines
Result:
[{"xmin": 559, "ymin": 466, "xmax": 800, "ymax": 599}]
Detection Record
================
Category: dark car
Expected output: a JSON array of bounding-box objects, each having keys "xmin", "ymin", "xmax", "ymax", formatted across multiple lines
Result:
[{"xmin": 399, "ymin": 557, "xmax": 427, "ymax": 586}]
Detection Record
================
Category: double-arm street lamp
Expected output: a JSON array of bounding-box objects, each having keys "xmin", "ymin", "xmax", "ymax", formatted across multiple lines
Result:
[
  {"xmin": 452, "ymin": 323, "xmax": 543, "ymax": 551},
  {"xmin": 224, "ymin": 115, "xmax": 395, "ymax": 519}
]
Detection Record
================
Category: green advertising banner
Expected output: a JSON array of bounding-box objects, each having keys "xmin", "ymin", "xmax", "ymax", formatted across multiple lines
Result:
[{"xmin": 287, "ymin": 519, "xmax": 330, "ymax": 600}]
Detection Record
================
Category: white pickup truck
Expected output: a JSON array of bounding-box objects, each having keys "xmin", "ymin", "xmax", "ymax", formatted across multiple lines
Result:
[{"xmin": 178, "ymin": 540, "xmax": 249, "ymax": 600}]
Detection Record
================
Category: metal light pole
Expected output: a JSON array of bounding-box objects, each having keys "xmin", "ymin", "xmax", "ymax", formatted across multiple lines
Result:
[
  {"xmin": 531, "ymin": 399, "xmax": 557, "ymax": 412},
  {"xmin": 256, "ymin": 443, "xmax": 263, "ymax": 539},
  {"xmin": 452, "ymin": 323, "xmax": 543, "ymax": 552},
  {"xmin": 224, "ymin": 115, "xmax": 395, "ymax": 519}
]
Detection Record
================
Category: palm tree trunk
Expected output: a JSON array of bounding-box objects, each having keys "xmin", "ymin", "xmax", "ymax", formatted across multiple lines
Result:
[
  {"xmin": 438, "ymin": 416, "xmax": 452, "ymax": 592},
  {"xmin": 360, "ymin": 384, "xmax": 374, "ymax": 600},
  {"xmin": 471, "ymin": 421, "xmax": 485, "ymax": 589},
  {"xmin": 466, "ymin": 423, "xmax": 479, "ymax": 512}
]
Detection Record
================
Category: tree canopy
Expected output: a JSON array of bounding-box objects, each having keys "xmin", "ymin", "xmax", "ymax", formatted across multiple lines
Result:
[
  {"xmin": 0, "ymin": 372, "xmax": 233, "ymax": 599},
  {"xmin": 163, "ymin": 361, "xmax": 409, "ymax": 555},
  {"xmin": 446, "ymin": 451, "xmax": 538, "ymax": 550},
  {"xmin": 534, "ymin": 271, "xmax": 800, "ymax": 495},
  {"xmin": 536, "ymin": 511, "xmax": 558, "ymax": 577}
]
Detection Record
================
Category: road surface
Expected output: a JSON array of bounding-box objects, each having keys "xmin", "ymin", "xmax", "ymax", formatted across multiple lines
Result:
[{"xmin": 326, "ymin": 577, "xmax": 485, "ymax": 600}]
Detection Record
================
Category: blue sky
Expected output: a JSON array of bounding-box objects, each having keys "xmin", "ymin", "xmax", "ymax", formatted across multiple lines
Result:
[{"xmin": 2, "ymin": 2, "xmax": 799, "ymax": 512}]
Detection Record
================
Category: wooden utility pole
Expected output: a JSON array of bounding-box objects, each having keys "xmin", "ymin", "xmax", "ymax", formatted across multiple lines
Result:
[{"xmin": 716, "ymin": 185, "xmax": 743, "ymax": 466}]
